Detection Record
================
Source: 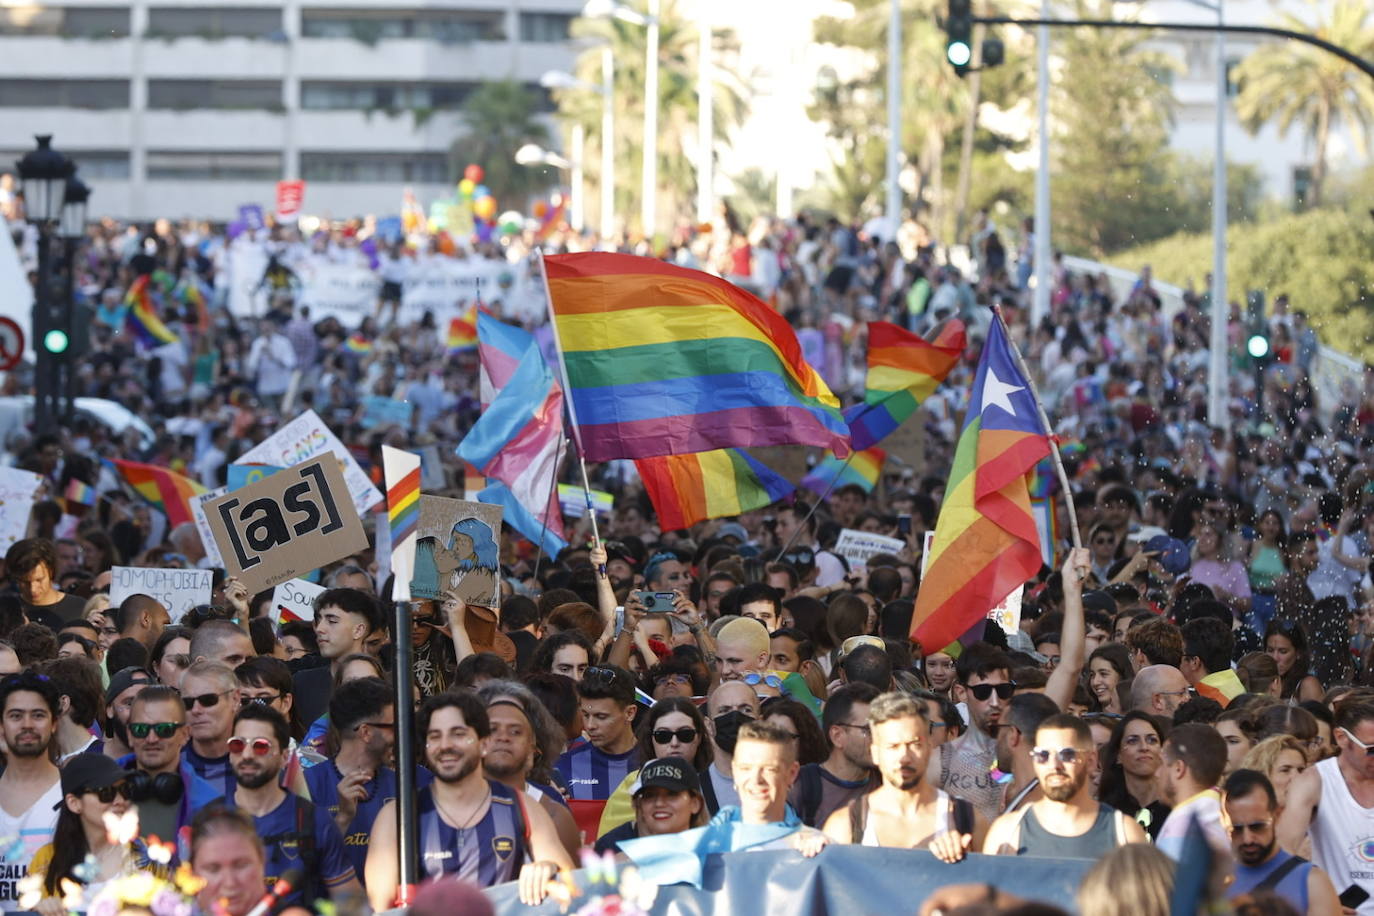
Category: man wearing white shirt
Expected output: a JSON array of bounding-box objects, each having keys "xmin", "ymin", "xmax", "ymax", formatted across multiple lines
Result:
[{"xmin": 246, "ymin": 318, "xmax": 296, "ymax": 410}]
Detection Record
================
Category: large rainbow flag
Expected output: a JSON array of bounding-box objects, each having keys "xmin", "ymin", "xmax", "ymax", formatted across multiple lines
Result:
[
  {"xmin": 845, "ymin": 320, "xmax": 966, "ymax": 451},
  {"xmin": 910, "ymin": 317, "xmax": 1049, "ymax": 653},
  {"xmin": 104, "ymin": 458, "xmax": 206, "ymax": 528},
  {"xmin": 801, "ymin": 446, "xmax": 886, "ymax": 496},
  {"xmin": 123, "ymin": 276, "xmax": 179, "ymax": 349},
  {"xmin": 544, "ymin": 253, "xmax": 850, "ymax": 461},
  {"xmin": 637, "ymin": 448, "xmax": 795, "ymax": 531}
]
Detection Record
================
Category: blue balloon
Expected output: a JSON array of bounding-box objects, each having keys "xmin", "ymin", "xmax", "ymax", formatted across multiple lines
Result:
[{"xmin": 474, "ymin": 184, "xmax": 491, "ymax": 199}]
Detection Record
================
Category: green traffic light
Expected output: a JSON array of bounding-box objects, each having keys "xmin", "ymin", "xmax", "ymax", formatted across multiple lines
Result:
[
  {"xmin": 1247, "ymin": 334, "xmax": 1269, "ymax": 359},
  {"xmin": 947, "ymin": 41, "xmax": 972, "ymax": 67},
  {"xmin": 43, "ymin": 329, "xmax": 68, "ymax": 354}
]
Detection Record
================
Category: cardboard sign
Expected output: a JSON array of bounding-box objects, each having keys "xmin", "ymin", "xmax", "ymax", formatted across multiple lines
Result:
[
  {"xmin": 989, "ymin": 587, "xmax": 1023, "ymax": 636},
  {"xmin": 189, "ymin": 485, "xmax": 228, "ymax": 569},
  {"xmin": 275, "ymin": 179, "xmax": 305, "ymax": 221},
  {"xmin": 360, "ymin": 396, "xmax": 413, "ymax": 430},
  {"xmin": 237, "ymin": 409, "xmax": 382, "ymax": 515},
  {"xmin": 834, "ymin": 528, "xmax": 906, "ymax": 570},
  {"xmin": 109, "ymin": 566, "xmax": 212, "ymax": 622},
  {"xmin": 411, "ymin": 496, "xmax": 502, "ymax": 607},
  {"xmin": 271, "ymin": 577, "xmax": 326, "ymax": 625},
  {"xmin": 227, "ymin": 464, "xmax": 283, "ymax": 492},
  {"xmin": 238, "ymin": 204, "xmax": 265, "ymax": 231},
  {"xmin": 203, "ymin": 456, "xmax": 368, "ymax": 594},
  {"xmin": 0, "ymin": 467, "xmax": 41, "ymax": 554}
]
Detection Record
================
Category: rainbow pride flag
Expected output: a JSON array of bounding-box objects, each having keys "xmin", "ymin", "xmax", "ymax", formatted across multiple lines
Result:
[
  {"xmin": 544, "ymin": 253, "xmax": 850, "ymax": 461},
  {"xmin": 123, "ymin": 276, "xmax": 179, "ymax": 348},
  {"xmin": 801, "ymin": 446, "xmax": 886, "ymax": 496},
  {"xmin": 910, "ymin": 317, "xmax": 1049, "ymax": 654},
  {"xmin": 447, "ymin": 304, "xmax": 479, "ymax": 354},
  {"xmin": 845, "ymin": 320, "xmax": 966, "ymax": 451},
  {"xmin": 176, "ymin": 275, "xmax": 212, "ymax": 333},
  {"xmin": 344, "ymin": 333, "xmax": 372, "ymax": 355},
  {"xmin": 64, "ymin": 478, "xmax": 97, "ymax": 508},
  {"xmin": 382, "ymin": 446, "xmax": 421, "ymax": 603},
  {"xmin": 103, "ymin": 458, "xmax": 206, "ymax": 528},
  {"xmin": 637, "ymin": 448, "xmax": 795, "ymax": 531}
]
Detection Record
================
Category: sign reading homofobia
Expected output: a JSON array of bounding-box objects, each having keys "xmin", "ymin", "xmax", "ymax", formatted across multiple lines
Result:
[
  {"xmin": 203, "ymin": 456, "xmax": 367, "ymax": 594},
  {"xmin": 109, "ymin": 566, "xmax": 212, "ymax": 623},
  {"xmin": 270, "ymin": 577, "xmax": 326, "ymax": 625},
  {"xmin": 834, "ymin": 528, "xmax": 906, "ymax": 570}
]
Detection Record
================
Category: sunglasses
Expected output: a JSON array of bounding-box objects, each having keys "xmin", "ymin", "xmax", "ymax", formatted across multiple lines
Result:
[
  {"xmin": 128, "ymin": 721, "xmax": 183, "ymax": 739},
  {"xmin": 1031, "ymin": 746, "xmax": 1085, "ymax": 766},
  {"xmin": 742, "ymin": 673, "xmax": 783, "ymax": 690},
  {"xmin": 967, "ymin": 682, "xmax": 1017, "ymax": 701},
  {"xmin": 240, "ymin": 694, "xmax": 283, "ymax": 708},
  {"xmin": 227, "ymin": 736, "xmax": 275, "ymax": 756},
  {"xmin": 1227, "ymin": 819, "xmax": 1273, "ymax": 837},
  {"xmin": 654, "ymin": 673, "xmax": 693, "ymax": 686},
  {"xmin": 86, "ymin": 781, "xmax": 132, "ymax": 804},
  {"xmin": 583, "ymin": 666, "xmax": 624, "ymax": 688},
  {"xmin": 1341, "ymin": 727, "xmax": 1374, "ymax": 757},
  {"xmin": 182, "ymin": 690, "xmax": 231, "ymax": 710},
  {"xmin": 652, "ymin": 727, "xmax": 698, "ymax": 745}
]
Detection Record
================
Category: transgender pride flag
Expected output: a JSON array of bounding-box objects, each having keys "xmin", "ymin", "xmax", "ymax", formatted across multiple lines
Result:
[{"xmin": 458, "ymin": 317, "xmax": 568, "ymax": 557}]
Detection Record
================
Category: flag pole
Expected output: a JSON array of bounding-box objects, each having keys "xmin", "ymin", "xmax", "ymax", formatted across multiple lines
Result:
[
  {"xmin": 532, "ymin": 433, "xmax": 566, "ymax": 583},
  {"xmin": 535, "ymin": 250, "xmax": 603, "ymax": 548},
  {"xmin": 991, "ymin": 305, "xmax": 1081, "ymax": 549},
  {"xmin": 774, "ymin": 451, "xmax": 857, "ymax": 561}
]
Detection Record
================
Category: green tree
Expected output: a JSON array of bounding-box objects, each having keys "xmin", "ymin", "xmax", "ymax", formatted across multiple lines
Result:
[
  {"xmin": 555, "ymin": 0, "xmax": 749, "ymax": 237},
  {"xmin": 1233, "ymin": 0, "xmax": 1374, "ymax": 208},
  {"xmin": 450, "ymin": 81, "xmax": 553, "ymax": 204}
]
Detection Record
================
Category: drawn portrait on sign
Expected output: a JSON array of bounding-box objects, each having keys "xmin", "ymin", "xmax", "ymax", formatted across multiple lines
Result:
[{"xmin": 410, "ymin": 497, "xmax": 502, "ymax": 607}]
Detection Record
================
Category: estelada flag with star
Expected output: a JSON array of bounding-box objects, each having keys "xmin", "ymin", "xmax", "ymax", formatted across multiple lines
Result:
[{"xmin": 911, "ymin": 315, "xmax": 1051, "ymax": 653}]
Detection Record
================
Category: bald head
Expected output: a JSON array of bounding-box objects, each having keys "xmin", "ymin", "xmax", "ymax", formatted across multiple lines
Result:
[
  {"xmin": 715, "ymin": 616, "xmax": 770, "ymax": 681},
  {"xmin": 1130, "ymin": 664, "xmax": 1191, "ymax": 717},
  {"xmin": 708, "ymin": 680, "xmax": 760, "ymax": 719}
]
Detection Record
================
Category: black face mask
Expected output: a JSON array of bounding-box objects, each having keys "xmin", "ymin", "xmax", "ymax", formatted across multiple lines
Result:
[{"xmin": 712, "ymin": 710, "xmax": 753, "ymax": 755}]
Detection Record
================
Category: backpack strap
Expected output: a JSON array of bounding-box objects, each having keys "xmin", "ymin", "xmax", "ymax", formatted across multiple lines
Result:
[
  {"xmin": 294, "ymin": 796, "xmax": 319, "ymax": 902},
  {"xmin": 1254, "ymin": 854, "xmax": 1307, "ymax": 893},
  {"xmin": 798, "ymin": 765, "xmax": 824, "ymax": 827}
]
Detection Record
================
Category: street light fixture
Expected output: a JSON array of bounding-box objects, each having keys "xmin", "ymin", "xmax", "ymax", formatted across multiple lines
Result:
[
  {"xmin": 543, "ymin": 61, "xmax": 615, "ymax": 239},
  {"xmin": 516, "ymin": 143, "xmax": 584, "ymax": 231},
  {"xmin": 16, "ymin": 135, "xmax": 74, "ymax": 225},
  {"xmin": 60, "ymin": 175, "xmax": 90, "ymax": 241},
  {"xmin": 516, "ymin": 143, "xmax": 573, "ymax": 170}
]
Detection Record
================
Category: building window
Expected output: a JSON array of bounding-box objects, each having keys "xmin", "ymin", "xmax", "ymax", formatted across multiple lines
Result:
[
  {"xmin": 147, "ymin": 79, "xmax": 282, "ymax": 110},
  {"xmin": 146, "ymin": 6, "xmax": 283, "ymax": 39},
  {"xmin": 300, "ymin": 81, "xmax": 474, "ymax": 110},
  {"xmin": 0, "ymin": 79, "xmax": 128, "ymax": 108},
  {"xmin": 146, "ymin": 150, "xmax": 281, "ymax": 181},
  {"xmin": 0, "ymin": 6, "xmax": 131, "ymax": 38},
  {"xmin": 519, "ymin": 12, "xmax": 572, "ymax": 42},
  {"xmin": 301, "ymin": 152, "xmax": 448, "ymax": 183},
  {"xmin": 300, "ymin": 9, "xmax": 503, "ymax": 43},
  {"xmin": 70, "ymin": 150, "xmax": 131, "ymax": 179}
]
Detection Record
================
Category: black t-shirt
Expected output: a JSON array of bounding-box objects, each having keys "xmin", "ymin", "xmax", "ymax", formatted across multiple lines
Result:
[
  {"xmin": 594, "ymin": 820, "xmax": 639, "ymax": 855},
  {"xmin": 25, "ymin": 592, "xmax": 86, "ymax": 626}
]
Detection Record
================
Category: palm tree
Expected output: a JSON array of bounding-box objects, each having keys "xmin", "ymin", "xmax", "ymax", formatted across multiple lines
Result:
[
  {"xmin": 1234, "ymin": 0, "xmax": 1374, "ymax": 208},
  {"xmin": 451, "ymin": 81, "xmax": 554, "ymax": 204},
  {"xmin": 554, "ymin": 0, "xmax": 750, "ymax": 237}
]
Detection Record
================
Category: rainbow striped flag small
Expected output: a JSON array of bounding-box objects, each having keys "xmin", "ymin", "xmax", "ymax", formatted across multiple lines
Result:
[
  {"xmin": 637, "ymin": 448, "xmax": 795, "ymax": 531},
  {"xmin": 64, "ymin": 478, "xmax": 97, "ymax": 507},
  {"xmin": 123, "ymin": 276, "xmax": 179, "ymax": 349},
  {"xmin": 344, "ymin": 333, "xmax": 372, "ymax": 355},
  {"xmin": 446, "ymin": 305, "xmax": 479, "ymax": 353},
  {"xmin": 382, "ymin": 446, "xmax": 421, "ymax": 603},
  {"xmin": 801, "ymin": 446, "xmax": 886, "ymax": 496},
  {"xmin": 104, "ymin": 458, "xmax": 206, "ymax": 528},
  {"xmin": 845, "ymin": 320, "xmax": 966, "ymax": 451}
]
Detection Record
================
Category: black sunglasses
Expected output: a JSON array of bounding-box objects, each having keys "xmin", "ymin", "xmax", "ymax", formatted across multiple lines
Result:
[
  {"xmin": 182, "ymin": 691, "xmax": 230, "ymax": 710},
  {"xmin": 583, "ymin": 666, "xmax": 624, "ymax": 687},
  {"xmin": 88, "ymin": 781, "xmax": 132, "ymax": 804},
  {"xmin": 967, "ymin": 682, "xmax": 1017, "ymax": 701},
  {"xmin": 129, "ymin": 721, "xmax": 183, "ymax": 739},
  {"xmin": 652, "ymin": 727, "xmax": 698, "ymax": 744},
  {"xmin": 240, "ymin": 694, "xmax": 283, "ymax": 708}
]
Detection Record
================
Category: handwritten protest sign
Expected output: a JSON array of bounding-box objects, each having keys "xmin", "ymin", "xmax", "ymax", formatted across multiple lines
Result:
[
  {"xmin": 834, "ymin": 529, "xmax": 906, "ymax": 570},
  {"xmin": 360, "ymin": 396, "xmax": 413, "ymax": 430},
  {"xmin": 411, "ymin": 496, "xmax": 502, "ymax": 607},
  {"xmin": 189, "ymin": 486, "xmax": 228, "ymax": 569},
  {"xmin": 203, "ymin": 456, "xmax": 368, "ymax": 594},
  {"xmin": 0, "ymin": 468, "xmax": 42, "ymax": 554},
  {"xmin": 110, "ymin": 566, "xmax": 212, "ymax": 622},
  {"xmin": 271, "ymin": 577, "xmax": 326, "ymax": 625},
  {"xmin": 237, "ymin": 409, "xmax": 382, "ymax": 515}
]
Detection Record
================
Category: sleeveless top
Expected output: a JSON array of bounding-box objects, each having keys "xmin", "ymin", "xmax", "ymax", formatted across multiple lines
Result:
[
  {"xmin": 1017, "ymin": 804, "xmax": 1120, "ymax": 859},
  {"xmin": 859, "ymin": 789, "xmax": 952, "ymax": 847},
  {"xmin": 417, "ymin": 779, "xmax": 529, "ymax": 888},
  {"xmin": 1311, "ymin": 756, "xmax": 1374, "ymax": 912},
  {"xmin": 938, "ymin": 734, "xmax": 1004, "ymax": 823},
  {"xmin": 1230, "ymin": 850, "xmax": 1312, "ymax": 913}
]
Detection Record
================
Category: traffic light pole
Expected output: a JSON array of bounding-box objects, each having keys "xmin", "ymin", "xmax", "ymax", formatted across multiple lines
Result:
[{"xmin": 32, "ymin": 229, "xmax": 57, "ymax": 436}]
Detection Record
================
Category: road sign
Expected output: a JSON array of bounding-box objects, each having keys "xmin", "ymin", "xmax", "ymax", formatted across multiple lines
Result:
[{"xmin": 0, "ymin": 317, "xmax": 24, "ymax": 370}]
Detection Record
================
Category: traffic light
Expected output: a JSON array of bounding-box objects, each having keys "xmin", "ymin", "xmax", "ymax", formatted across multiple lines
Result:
[
  {"xmin": 1245, "ymin": 290, "xmax": 1268, "ymax": 364},
  {"xmin": 42, "ymin": 328, "xmax": 68, "ymax": 355},
  {"xmin": 946, "ymin": 0, "xmax": 973, "ymax": 76}
]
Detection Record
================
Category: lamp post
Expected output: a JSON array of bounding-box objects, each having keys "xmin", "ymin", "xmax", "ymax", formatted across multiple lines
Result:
[
  {"xmin": 541, "ymin": 60, "xmax": 613, "ymax": 238},
  {"xmin": 15, "ymin": 136, "xmax": 75, "ymax": 436},
  {"xmin": 583, "ymin": 0, "xmax": 659, "ymax": 242},
  {"xmin": 515, "ymin": 143, "xmax": 579, "ymax": 232},
  {"xmin": 697, "ymin": 2, "xmax": 714, "ymax": 225},
  {"xmin": 59, "ymin": 175, "xmax": 90, "ymax": 423},
  {"xmin": 885, "ymin": 0, "xmax": 901, "ymax": 237}
]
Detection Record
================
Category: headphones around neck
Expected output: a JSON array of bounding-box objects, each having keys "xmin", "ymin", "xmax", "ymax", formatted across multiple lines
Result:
[{"xmin": 125, "ymin": 766, "xmax": 184, "ymax": 806}]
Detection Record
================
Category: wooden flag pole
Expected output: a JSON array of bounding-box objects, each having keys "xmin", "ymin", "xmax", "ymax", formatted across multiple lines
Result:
[
  {"xmin": 991, "ymin": 305, "xmax": 1081, "ymax": 549},
  {"xmin": 773, "ymin": 451, "xmax": 857, "ymax": 561},
  {"xmin": 535, "ymin": 250, "xmax": 603, "ymax": 549}
]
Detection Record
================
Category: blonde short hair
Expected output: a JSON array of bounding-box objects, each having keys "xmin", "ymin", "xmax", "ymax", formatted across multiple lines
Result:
[
  {"xmin": 716, "ymin": 616, "xmax": 769, "ymax": 658},
  {"xmin": 1077, "ymin": 843, "xmax": 1175, "ymax": 916},
  {"xmin": 1241, "ymin": 734, "xmax": 1307, "ymax": 777}
]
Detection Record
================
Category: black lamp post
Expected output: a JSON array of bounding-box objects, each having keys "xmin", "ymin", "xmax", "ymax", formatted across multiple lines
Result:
[
  {"xmin": 15, "ymin": 136, "xmax": 75, "ymax": 435},
  {"xmin": 58, "ymin": 175, "xmax": 91, "ymax": 424}
]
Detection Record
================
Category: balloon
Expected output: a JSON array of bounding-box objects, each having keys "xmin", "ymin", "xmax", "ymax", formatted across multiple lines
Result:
[
  {"xmin": 464, "ymin": 164, "xmax": 484, "ymax": 184},
  {"xmin": 475, "ymin": 221, "xmax": 494, "ymax": 242},
  {"xmin": 499, "ymin": 219, "xmax": 522, "ymax": 235},
  {"xmin": 474, "ymin": 184, "xmax": 490, "ymax": 200},
  {"xmin": 533, "ymin": 201, "xmax": 549, "ymax": 219},
  {"xmin": 458, "ymin": 178, "xmax": 475, "ymax": 196},
  {"xmin": 474, "ymin": 197, "xmax": 497, "ymax": 220}
]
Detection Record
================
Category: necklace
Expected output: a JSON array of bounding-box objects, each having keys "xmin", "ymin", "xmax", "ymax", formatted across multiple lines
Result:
[{"xmin": 435, "ymin": 785, "xmax": 492, "ymax": 842}]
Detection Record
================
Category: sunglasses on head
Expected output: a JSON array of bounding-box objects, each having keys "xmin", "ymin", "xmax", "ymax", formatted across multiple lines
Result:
[
  {"xmin": 1031, "ymin": 746, "xmax": 1085, "ymax": 766},
  {"xmin": 86, "ymin": 781, "xmax": 132, "ymax": 804},
  {"xmin": 227, "ymin": 736, "xmax": 275, "ymax": 756},
  {"xmin": 743, "ymin": 673, "xmax": 783, "ymax": 690},
  {"xmin": 967, "ymin": 682, "xmax": 1016, "ymax": 701},
  {"xmin": 583, "ymin": 666, "xmax": 624, "ymax": 687},
  {"xmin": 652, "ymin": 727, "xmax": 698, "ymax": 745},
  {"xmin": 182, "ymin": 691, "xmax": 229, "ymax": 710},
  {"xmin": 129, "ymin": 721, "xmax": 183, "ymax": 739}
]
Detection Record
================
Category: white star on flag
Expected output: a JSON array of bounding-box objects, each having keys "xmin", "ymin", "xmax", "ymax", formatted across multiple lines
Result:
[{"xmin": 981, "ymin": 367, "xmax": 1023, "ymax": 416}]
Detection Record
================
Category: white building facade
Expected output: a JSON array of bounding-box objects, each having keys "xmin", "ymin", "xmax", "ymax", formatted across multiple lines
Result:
[{"xmin": 0, "ymin": 0, "xmax": 582, "ymax": 220}]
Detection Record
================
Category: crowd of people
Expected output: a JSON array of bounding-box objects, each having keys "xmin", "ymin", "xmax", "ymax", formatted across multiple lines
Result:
[{"xmin": 0, "ymin": 202, "xmax": 1371, "ymax": 916}]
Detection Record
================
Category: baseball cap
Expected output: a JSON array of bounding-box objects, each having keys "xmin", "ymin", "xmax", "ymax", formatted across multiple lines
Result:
[
  {"xmin": 716, "ymin": 523, "xmax": 749, "ymax": 544},
  {"xmin": 58, "ymin": 753, "xmax": 129, "ymax": 806},
  {"xmin": 838, "ymin": 634, "xmax": 886, "ymax": 661},
  {"xmin": 631, "ymin": 757, "xmax": 702, "ymax": 797},
  {"xmin": 1143, "ymin": 535, "xmax": 1191, "ymax": 576},
  {"xmin": 105, "ymin": 666, "xmax": 155, "ymax": 707}
]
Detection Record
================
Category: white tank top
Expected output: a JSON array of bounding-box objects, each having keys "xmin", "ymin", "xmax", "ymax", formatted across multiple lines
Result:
[
  {"xmin": 861, "ymin": 789, "xmax": 951, "ymax": 847},
  {"xmin": 0, "ymin": 777, "xmax": 62, "ymax": 915},
  {"xmin": 1310, "ymin": 756, "xmax": 1374, "ymax": 915}
]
